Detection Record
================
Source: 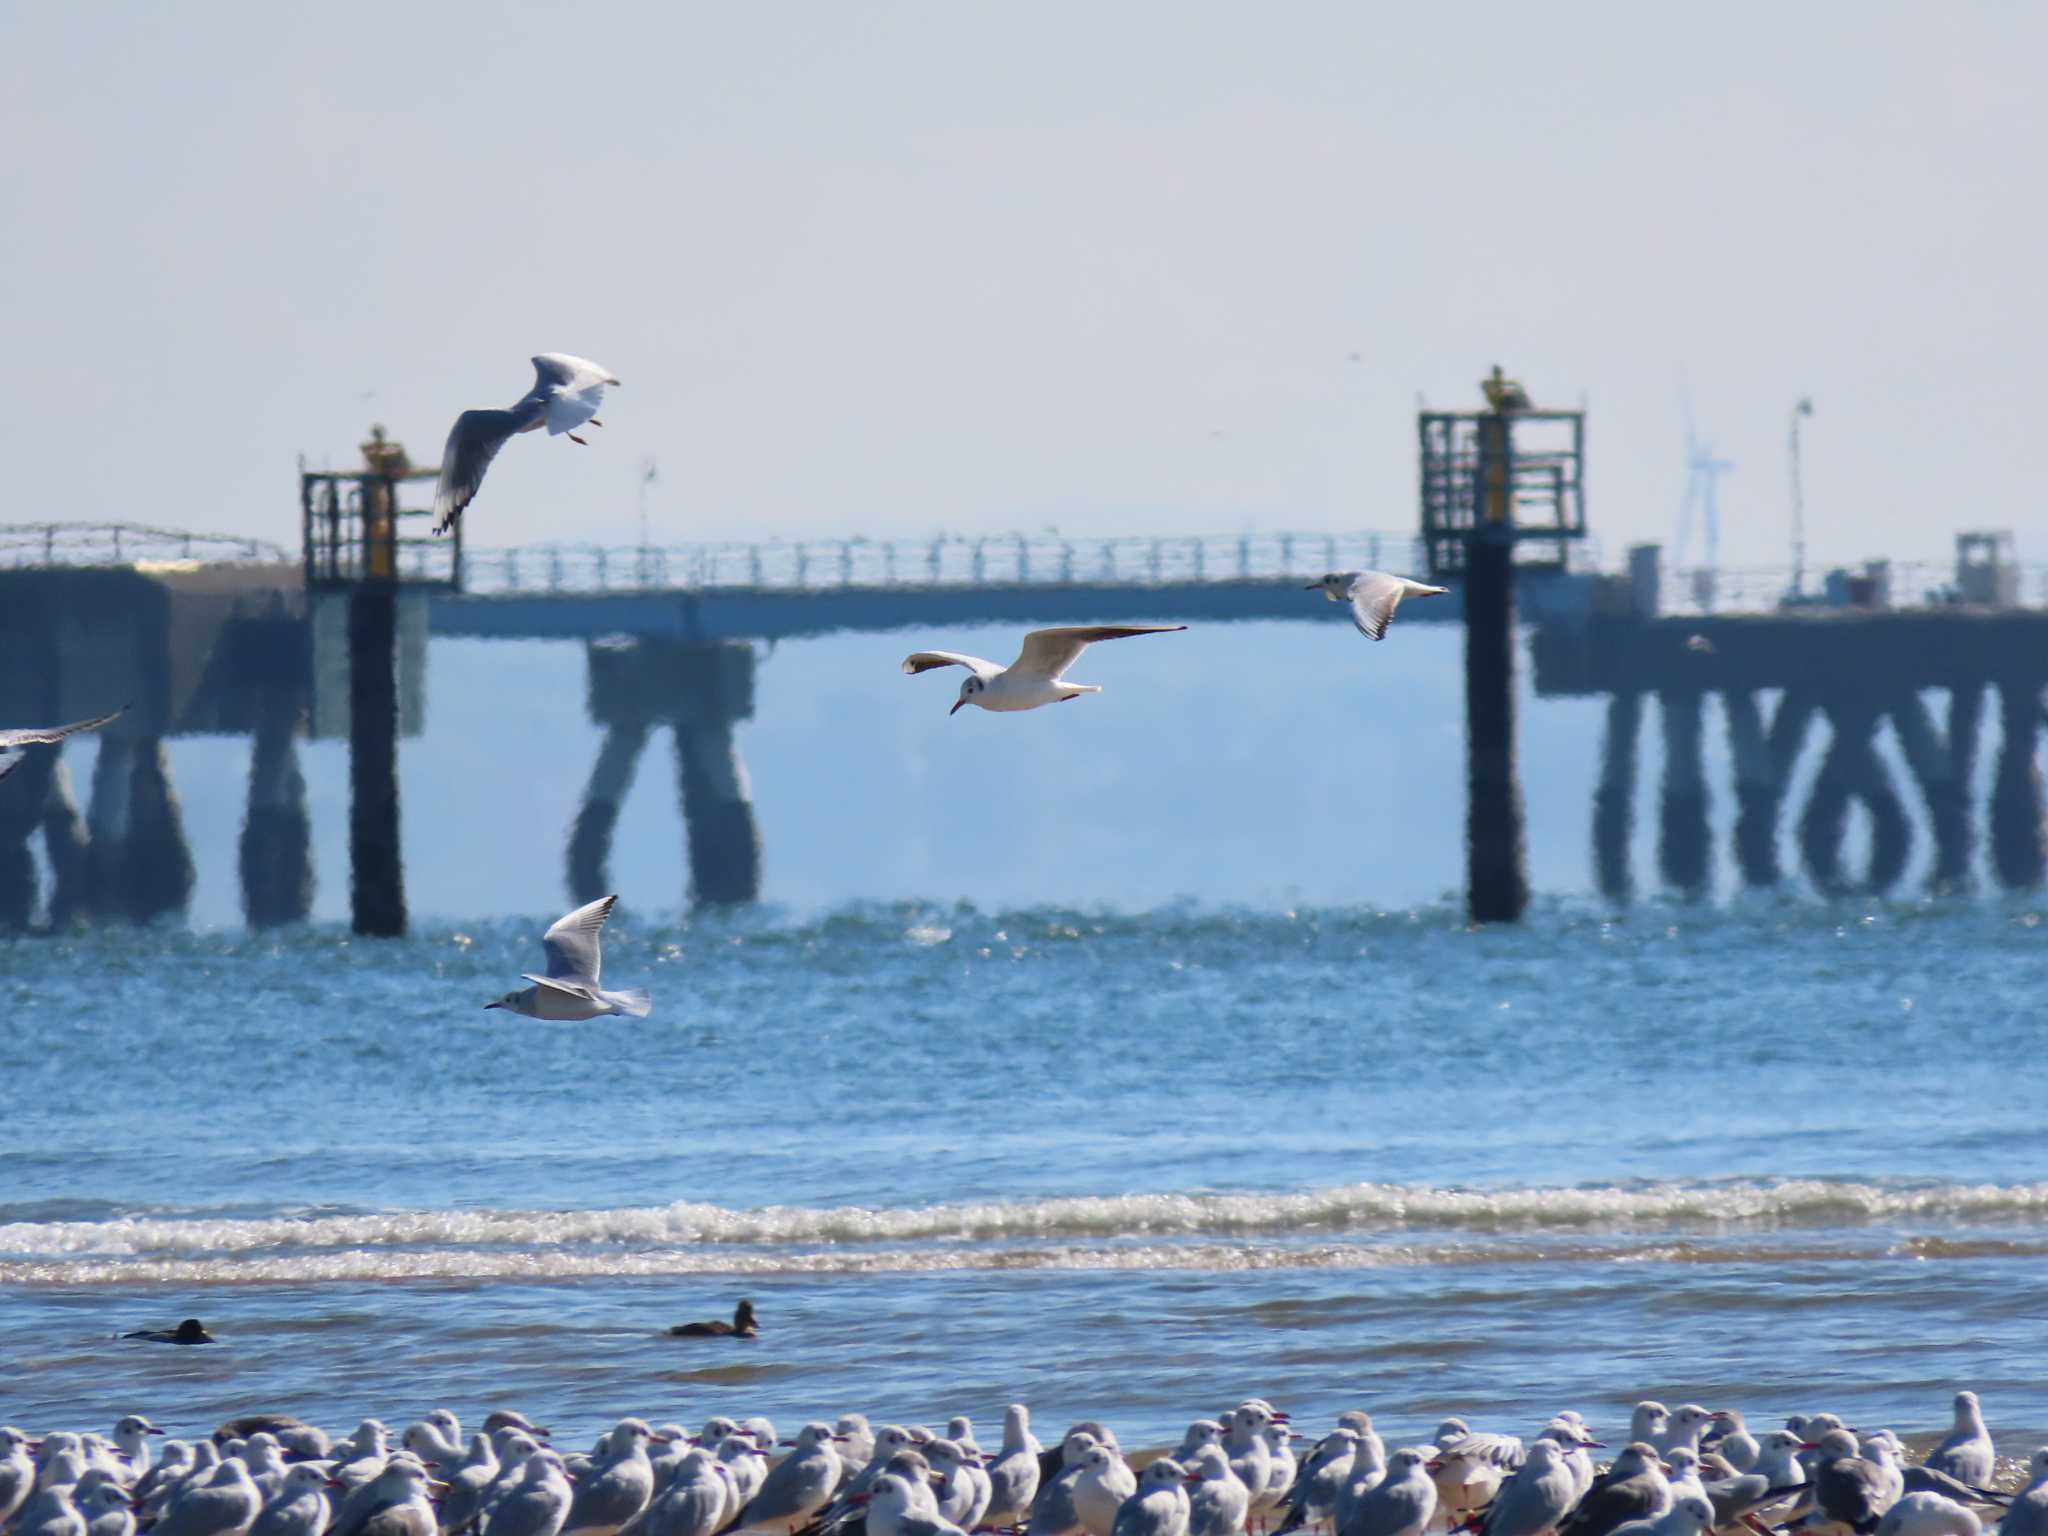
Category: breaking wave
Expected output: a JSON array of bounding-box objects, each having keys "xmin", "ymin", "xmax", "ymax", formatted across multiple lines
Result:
[{"xmin": 5, "ymin": 1177, "xmax": 2047, "ymax": 1285}]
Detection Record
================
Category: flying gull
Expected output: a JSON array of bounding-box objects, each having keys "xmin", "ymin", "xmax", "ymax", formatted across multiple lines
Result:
[
  {"xmin": 902, "ymin": 626, "xmax": 1185, "ymax": 715},
  {"xmin": 1305, "ymin": 572, "xmax": 1449, "ymax": 641},
  {"xmin": 433, "ymin": 354, "xmax": 620, "ymax": 535},
  {"xmin": 485, "ymin": 895, "xmax": 652, "ymax": 1021}
]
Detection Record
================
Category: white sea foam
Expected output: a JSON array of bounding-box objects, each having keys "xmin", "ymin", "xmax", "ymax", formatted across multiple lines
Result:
[
  {"xmin": 3, "ymin": 1179, "xmax": 2046, "ymax": 1267},
  {"xmin": 3, "ymin": 1232, "xmax": 2041, "ymax": 1287}
]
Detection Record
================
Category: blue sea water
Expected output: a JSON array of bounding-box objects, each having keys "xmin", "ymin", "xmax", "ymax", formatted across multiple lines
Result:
[{"xmin": 4, "ymin": 900, "xmax": 2046, "ymax": 1449}]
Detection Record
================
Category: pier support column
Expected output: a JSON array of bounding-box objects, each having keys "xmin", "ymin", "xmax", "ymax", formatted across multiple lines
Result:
[
  {"xmin": 1890, "ymin": 685, "xmax": 1984, "ymax": 894},
  {"xmin": 568, "ymin": 718, "xmax": 651, "ymax": 905},
  {"xmin": 675, "ymin": 714, "xmax": 761, "ymax": 905},
  {"xmin": 0, "ymin": 750, "xmax": 56, "ymax": 931},
  {"xmin": 586, "ymin": 638, "xmax": 761, "ymax": 907},
  {"xmin": 241, "ymin": 697, "xmax": 313, "ymax": 927},
  {"xmin": 1657, "ymin": 689, "xmax": 1710, "ymax": 898},
  {"xmin": 86, "ymin": 735, "xmax": 137, "ymax": 921},
  {"xmin": 1464, "ymin": 535, "xmax": 1527, "ymax": 923},
  {"xmin": 348, "ymin": 586, "xmax": 406, "ymax": 936},
  {"xmin": 1990, "ymin": 680, "xmax": 2047, "ymax": 890},
  {"xmin": 125, "ymin": 739, "xmax": 196, "ymax": 923},
  {"xmin": 1591, "ymin": 692, "xmax": 1642, "ymax": 901},
  {"xmin": 1800, "ymin": 700, "xmax": 1910, "ymax": 895},
  {"xmin": 41, "ymin": 759, "xmax": 93, "ymax": 928},
  {"xmin": 1723, "ymin": 689, "xmax": 1818, "ymax": 888}
]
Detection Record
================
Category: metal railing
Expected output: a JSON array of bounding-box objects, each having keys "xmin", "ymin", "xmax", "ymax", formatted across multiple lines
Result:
[
  {"xmin": 1659, "ymin": 562, "xmax": 2048, "ymax": 617},
  {"xmin": 0, "ymin": 522, "xmax": 292, "ymax": 569},
  {"xmin": 438, "ymin": 531, "xmax": 1452, "ymax": 596}
]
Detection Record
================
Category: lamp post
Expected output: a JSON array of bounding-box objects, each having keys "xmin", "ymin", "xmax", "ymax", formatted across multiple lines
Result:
[{"xmin": 1789, "ymin": 397, "xmax": 1814, "ymax": 597}]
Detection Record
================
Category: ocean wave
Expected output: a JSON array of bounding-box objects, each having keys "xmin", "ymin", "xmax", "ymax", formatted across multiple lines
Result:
[
  {"xmin": 5, "ymin": 1178, "xmax": 2048, "ymax": 1266},
  {"xmin": 7, "ymin": 1232, "xmax": 2046, "ymax": 1286}
]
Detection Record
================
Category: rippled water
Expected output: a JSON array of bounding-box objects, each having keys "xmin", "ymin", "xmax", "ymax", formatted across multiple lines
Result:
[{"xmin": 4, "ymin": 899, "xmax": 2045, "ymax": 1445}]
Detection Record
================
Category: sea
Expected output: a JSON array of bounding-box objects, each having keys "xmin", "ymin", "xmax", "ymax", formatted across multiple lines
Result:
[{"xmin": 4, "ymin": 898, "xmax": 2047, "ymax": 1453}]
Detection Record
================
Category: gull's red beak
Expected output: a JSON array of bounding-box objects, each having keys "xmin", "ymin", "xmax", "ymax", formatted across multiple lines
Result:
[{"xmin": 949, "ymin": 698, "xmax": 967, "ymax": 716}]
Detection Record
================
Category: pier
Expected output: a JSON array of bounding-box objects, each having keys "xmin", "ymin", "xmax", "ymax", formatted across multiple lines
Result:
[{"xmin": 3, "ymin": 434, "xmax": 2045, "ymax": 929}]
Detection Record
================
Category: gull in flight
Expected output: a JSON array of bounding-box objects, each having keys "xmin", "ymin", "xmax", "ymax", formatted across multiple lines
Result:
[
  {"xmin": 1306, "ymin": 571, "xmax": 1449, "ymax": 640},
  {"xmin": 433, "ymin": 353, "xmax": 621, "ymax": 535},
  {"xmin": 902, "ymin": 625, "xmax": 1186, "ymax": 715},
  {"xmin": 486, "ymin": 894, "xmax": 652, "ymax": 1020},
  {"xmin": 0, "ymin": 705, "xmax": 128, "ymax": 783}
]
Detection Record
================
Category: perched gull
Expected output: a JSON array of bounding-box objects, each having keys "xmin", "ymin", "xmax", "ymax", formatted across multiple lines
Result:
[
  {"xmin": 1474, "ymin": 1439, "xmax": 1577, "ymax": 1536},
  {"xmin": 1925, "ymin": 1394, "xmax": 1994, "ymax": 1489},
  {"xmin": 432, "ymin": 354, "xmax": 620, "ymax": 535},
  {"xmin": 721, "ymin": 1423, "xmax": 842, "ymax": 1536},
  {"xmin": 0, "ymin": 706, "xmax": 127, "ymax": 784},
  {"xmin": 1110, "ymin": 1461, "xmax": 1190, "ymax": 1536},
  {"xmin": 1874, "ymin": 1494, "xmax": 1982, "ymax": 1536},
  {"xmin": 1337, "ymin": 1447, "xmax": 1435, "ymax": 1536},
  {"xmin": 486, "ymin": 895, "xmax": 652, "ymax": 1021},
  {"xmin": 1999, "ymin": 1450, "xmax": 2048, "ymax": 1536},
  {"xmin": 902, "ymin": 625, "xmax": 1186, "ymax": 715},
  {"xmin": 983, "ymin": 1407, "xmax": 1043, "ymax": 1530},
  {"xmin": 1305, "ymin": 572, "xmax": 1449, "ymax": 641}
]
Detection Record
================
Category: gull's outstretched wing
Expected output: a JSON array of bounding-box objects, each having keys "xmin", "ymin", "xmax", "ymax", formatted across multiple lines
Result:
[
  {"xmin": 1344, "ymin": 572, "xmax": 1409, "ymax": 641},
  {"xmin": 433, "ymin": 408, "xmax": 527, "ymax": 535},
  {"xmin": 1011, "ymin": 624, "xmax": 1186, "ymax": 681},
  {"xmin": 0, "ymin": 705, "xmax": 129, "ymax": 781},
  {"xmin": 532, "ymin": 353, "xmax": 618, "ymax": 437},
  {"xmin": 541, "ymin": 894, "xmax": 617, "ymax": 986},
  {"xmin": 902, "ymin": 651, "xmax": 1002, "ymax": 681}
]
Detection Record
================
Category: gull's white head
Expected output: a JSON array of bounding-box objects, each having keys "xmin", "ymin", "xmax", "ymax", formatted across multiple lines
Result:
[
  {"xmin": 484, "ymin": 989, "xmax": 527, "ymax": 1012},
  {"xmin": 950, "ymin": 675, "xmax": 986, "ymax": 716}
]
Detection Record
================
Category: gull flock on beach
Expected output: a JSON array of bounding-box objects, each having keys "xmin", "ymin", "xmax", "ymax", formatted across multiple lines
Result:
[{"xmin": 2, "ymin": 1389, "xmax": 2040, "ymax": 1536}]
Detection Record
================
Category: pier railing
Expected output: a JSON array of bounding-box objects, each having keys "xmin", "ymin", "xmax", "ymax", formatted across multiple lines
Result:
[
  {"xmin": 11, "ymin": 519, "xmax": 2048, "ymax": 618},
  {"xmin": 440, "ymin": 531, "xmax": 1443, "ymax": 595},
  {"xmin": 0, "ymin": 522, "xmax": 291, "ymax": 568}
]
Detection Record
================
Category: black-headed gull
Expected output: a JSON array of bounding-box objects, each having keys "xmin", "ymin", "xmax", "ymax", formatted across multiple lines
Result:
[
  {"xmin": 903, "ymin": 625, "xmax": 1185, "ymax": 715},
  {"xmin": 1306, "ymin": 571, "xmax": 1448, "ymax": 641},
  {"xmin": 432, "ymin": 353, "xmax": 620, "ymax": 535},
  {"xmin": 486, "ymin": 895, "xmax": 651, "ymax": 1021},
  {"xmin": 0, "ymin": 706, "xmax": 127, "ymax": 783}
]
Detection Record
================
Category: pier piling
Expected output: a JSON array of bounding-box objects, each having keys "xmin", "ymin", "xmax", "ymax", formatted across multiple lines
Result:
[
  {"xmin": 1463, "ymin": 534, "xmax": 1527, "ymax": 922},
  {"xmin": 347, "ymin": 586, "xmax": 406, "ymax": 936},
  {"xmin": 1592, "ymin": 691, "xmax": 1642, "ymax": 900},
  {"xmin": 1890, "ymin": 686, "xmax": 1983, "ymax": 893},
  {"xmin": 0, "ymin": 751, "xmax": 55, "ymax": 931},
  {"xmin": 568, "ymin": 717, "xmax": 651, "ymax": 905},
  {"xmin": 1990, "ymin": 681, "xmax": 2048, "ymax": 889},
  {"xmin": 126, "ymin": 738, "xmax": 196, "ymax": 922},
  {"xmin": 241, "ymin": 692, "xmax": 313, "ymax": 927},
  {"xmin": 40, "ymin": 759, "xmax": 93, "ymax": 927},
  {"xmin": 1657, "ymin": 689, "xmax": 1711, "ymax": 898}
]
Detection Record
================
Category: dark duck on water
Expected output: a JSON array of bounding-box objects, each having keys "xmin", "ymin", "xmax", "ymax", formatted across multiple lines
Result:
[{"xmin": 669, "ymin": 1299, "xmax": 757, "ymax": 1338}]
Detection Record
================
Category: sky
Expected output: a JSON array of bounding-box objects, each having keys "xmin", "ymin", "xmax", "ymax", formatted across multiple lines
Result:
[{"xmin": 4, "ymin": 2, "xmax": 2045, "ymax": 571}]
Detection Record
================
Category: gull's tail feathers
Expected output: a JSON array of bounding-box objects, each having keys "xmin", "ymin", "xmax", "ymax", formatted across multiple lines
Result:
[{"xmin": 609, "ymin": 989, "xmax": 653, "ymax": 1019}]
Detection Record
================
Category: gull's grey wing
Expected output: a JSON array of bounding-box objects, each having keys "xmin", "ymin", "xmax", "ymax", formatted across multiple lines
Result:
[
  {"xmin": 540, "ymin": 895, "xmax": 616, "ymax": 984},
  {"xmin": 1011, "ymin": 625, "xmax": 1186, "ymax": 681},
  {"xmin": 521, "ymin": 974, "xmax": 602, "ymax": 1002},
  {"xmin": 901, "ymin": 651, "xmax": 1002, "ymax": 681},
  {"xmin": 1344, "ymin": 572, "xmax": 1408, "ymax": 641},
  {"xmin": 733, "ymin": 1452, "xmax": 836, "ymax": 1532},
  {"xmin": 434, "ymin": 407, "xmax": 536, "ymax": 535},
  {"xmin": 0, "ymin": 705, "xmax": 129, "ymax": 782}
]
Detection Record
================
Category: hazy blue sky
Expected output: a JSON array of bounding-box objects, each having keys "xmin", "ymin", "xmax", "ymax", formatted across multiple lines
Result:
[{"xmin": 4, "ymin": 3, "xmax": 2042, "ymax": 569}]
